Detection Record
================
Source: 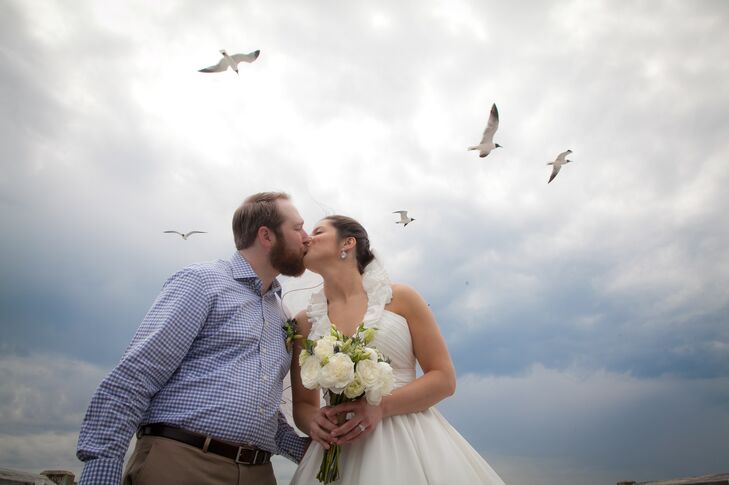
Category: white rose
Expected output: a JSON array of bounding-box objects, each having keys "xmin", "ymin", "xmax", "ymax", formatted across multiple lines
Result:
[
  {"xmin": 300, "ymin": 355, "xmax": 321, "ymax": 390},
  {"xmin": 364, "ymin": 362, "xmax": 394, "ymax": 406},
  {"xmin": 356, "ymin": 359, "xmax": 380, "ymax": 389},
  {"xmin": 319, "ymin": 353, "xmax": 355, "ymax": 393},
  {"xmin": 377, "ymin": 361, "xmax": 394, "ymax": 395},
  {"xmin": 364, "ymin": 348, "xmax": 378, "ymax": 362},
  {"xmin": 314, "ymin": 336, "xmax": 338, "ymax": 362},
  {"xmin": 365, "ymin": 386, "xmax": 383, "ymax": 406},
  {"xmin": 344, "ymin": 375, "xmax": 365, "ymax": 399},
  {"xmin": 298, "ymin": 349, "xmax": 310, "ymax": 367}
]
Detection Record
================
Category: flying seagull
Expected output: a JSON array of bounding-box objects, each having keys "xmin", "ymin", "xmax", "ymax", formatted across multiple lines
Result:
[
  {"xmin": 199, "ymin": 49, "xmax": 260, "ymax": 75},
  {"xmin": 468, "ymin": 103, "xmax": 502, "ymax": 158},
  {"xmin": 547, "ymin": 149, "xmax": 575, "ymax": 183},
  {"xmin": 393, "ymin": 211, "xmax": 415, "ymax": 227},
  {"xmin": 164, "ymin": 230, "xmax": 207, "ymax": 240}
]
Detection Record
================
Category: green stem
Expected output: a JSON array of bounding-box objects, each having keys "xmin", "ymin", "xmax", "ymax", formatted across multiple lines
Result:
[{"xmin": 316, "ymin": 392, "xmax": 350, "ymax": 483}]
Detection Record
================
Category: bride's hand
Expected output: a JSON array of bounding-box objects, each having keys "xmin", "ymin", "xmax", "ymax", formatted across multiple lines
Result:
[
  {"xmin": 325, "ymin": 399, "xmax": 383, "ymax": 445},
  {"xmin": 308, "ymin": 406, "xmax": 340, "ymax": 450}
]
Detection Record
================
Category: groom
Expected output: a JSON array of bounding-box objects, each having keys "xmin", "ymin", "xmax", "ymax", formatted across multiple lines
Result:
[{"xmin": 77, "ymin": 192, "xmax": 312, "ymax": 485}]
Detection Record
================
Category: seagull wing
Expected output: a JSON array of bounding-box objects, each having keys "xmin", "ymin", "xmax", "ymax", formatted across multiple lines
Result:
[
  {"xmin": 548, "ymin": 165, "xmax": 562, "ymax": 183},
  {"xmin": 231, "ymin": 50, "xmax": 261, "ymax": 64},
  {"xmin": 480, "ymin": 104, "xmax": 499, "ymax": 144},
  {"xmin": 184, "ymin": 231, "xmax": 207, "ymax": 237},
  {"xmin": 556, "ymin": 149, "xmax": 572, "ymax": 162},
  {"xmin": 199, "ymin": 57, "xmax": 228, "ymax": 73},
  {"xmin": 393, "ymin": 210, "xmax": 409, "ymax": 223},
  {"xmin": 164, "ymin": 230, "xmax": 184, "ymax": 236}
]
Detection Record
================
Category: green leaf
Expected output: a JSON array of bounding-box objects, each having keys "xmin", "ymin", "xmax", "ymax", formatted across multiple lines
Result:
[{"xmin": 305, "ymin": 339, "xmax": 315, "ymax": 354}]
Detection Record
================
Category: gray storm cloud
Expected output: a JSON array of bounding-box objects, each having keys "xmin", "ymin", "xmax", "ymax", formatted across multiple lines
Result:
[{"xmin": 1, "ymin": 0, "xmax": 728, "ymax": 484}]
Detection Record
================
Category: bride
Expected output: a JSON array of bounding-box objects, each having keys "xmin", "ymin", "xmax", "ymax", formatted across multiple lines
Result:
[{"xmin": 288, "ymin": 215, "xmax": 505, "ymax": 484}]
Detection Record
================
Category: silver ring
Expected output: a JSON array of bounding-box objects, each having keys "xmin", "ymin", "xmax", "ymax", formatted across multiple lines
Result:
[{"xmin": 358, "ymin": 424, "xmax": 366, "ymax": 433}]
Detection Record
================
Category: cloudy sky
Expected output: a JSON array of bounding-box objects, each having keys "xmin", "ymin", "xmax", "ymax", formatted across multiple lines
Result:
[{"xmin": 1, "ymin": 0, "xmax": 728, "ymax": 484}]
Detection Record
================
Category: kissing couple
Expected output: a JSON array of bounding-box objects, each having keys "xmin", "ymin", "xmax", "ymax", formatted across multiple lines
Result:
[{"xmin": 76, "ymin": 192, "xmax": 505, "ymax": 485}]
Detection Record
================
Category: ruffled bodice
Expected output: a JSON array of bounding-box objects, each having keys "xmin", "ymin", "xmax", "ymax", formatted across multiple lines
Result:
[{"xmin": 305, "ymin": 258, "xmax": 416, "ymax": 389}]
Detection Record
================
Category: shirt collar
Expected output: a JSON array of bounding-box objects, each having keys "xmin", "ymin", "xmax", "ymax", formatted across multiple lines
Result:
[{"xmin": 230, "ymin": 251, "xmax": 282, "ymax": 296}]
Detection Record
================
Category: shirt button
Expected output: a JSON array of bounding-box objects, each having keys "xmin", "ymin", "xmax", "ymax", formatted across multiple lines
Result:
[
  {"xmin": 261, "ymin": 348, "xmax": 267, "ymax": 355},
  {"xmin": 259, "ymin": 406, "xmax": 264, "ymax": 415},
  {"xmin": 262, "ymin": 375, "xmax": 268, "ymax": 381}
]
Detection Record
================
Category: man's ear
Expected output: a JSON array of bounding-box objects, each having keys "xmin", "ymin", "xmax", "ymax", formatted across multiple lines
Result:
[{"xmin": 257, "ymin": 226, "xmax": 276, "ymax": 249}]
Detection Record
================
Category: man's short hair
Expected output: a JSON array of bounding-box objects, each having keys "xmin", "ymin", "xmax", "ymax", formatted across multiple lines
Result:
[{"xmin": 232, "ymin": 192, "xmax": 290, "ymax": 250}]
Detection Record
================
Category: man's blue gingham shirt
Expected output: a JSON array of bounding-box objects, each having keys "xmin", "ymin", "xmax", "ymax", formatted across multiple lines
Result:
[{"xmin": 76, "ymin": 252, "xmax": 308, "ymax": 484}]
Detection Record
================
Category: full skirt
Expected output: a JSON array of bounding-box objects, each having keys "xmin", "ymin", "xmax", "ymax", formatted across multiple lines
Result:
[{"xmin": 290, "ymin": 407, "xmax": 505, "ymax": 485}]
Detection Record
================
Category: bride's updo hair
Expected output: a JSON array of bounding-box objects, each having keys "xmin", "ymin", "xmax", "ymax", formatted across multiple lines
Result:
[{"xmin": 324, "ymin": 215, "xmax": 375, "ymax": 274}]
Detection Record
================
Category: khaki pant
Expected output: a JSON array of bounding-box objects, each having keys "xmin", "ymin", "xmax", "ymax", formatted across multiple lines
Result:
[{"xmin": 123, "ymin": 436, "xmax": 276, "ymax": 485}]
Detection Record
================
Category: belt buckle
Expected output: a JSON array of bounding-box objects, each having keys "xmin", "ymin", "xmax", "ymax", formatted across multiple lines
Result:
[{"xmin": 235, "ymin": 446, "xmax": 259, "ymax": 465}]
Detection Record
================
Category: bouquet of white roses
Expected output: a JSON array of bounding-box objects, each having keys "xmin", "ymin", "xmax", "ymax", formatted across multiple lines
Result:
[{"xmin": 299, "ymin": 323, "xmax": 394, "ymax": 483}]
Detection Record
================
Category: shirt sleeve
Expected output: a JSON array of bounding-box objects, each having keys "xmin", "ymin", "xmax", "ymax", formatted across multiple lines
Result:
[
  {"xmin": 76, "ymin": 268, "xmax": 211, "ymax": 484},
  {"xmin": 77, "ymin": 457, "xmax": 123, "ymax": 485},
  {"xmin": 274, "ymin": 409, "xmax": 311, "ymax": 463}
]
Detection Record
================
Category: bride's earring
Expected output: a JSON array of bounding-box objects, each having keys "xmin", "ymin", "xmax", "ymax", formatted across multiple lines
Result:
[{"xmin": 340, "ymin": 250, "xmax": 347, "ymax": 260}]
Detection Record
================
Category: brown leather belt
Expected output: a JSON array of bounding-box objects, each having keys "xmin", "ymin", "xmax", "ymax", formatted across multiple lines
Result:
[{"xmin": 137, "ymin": 423, "xmax": 272, "ymax": 465}]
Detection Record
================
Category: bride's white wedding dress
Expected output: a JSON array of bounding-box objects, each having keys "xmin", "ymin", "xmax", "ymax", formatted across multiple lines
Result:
[{"xmin": 290, "ymin": 259, "xmax": 505, "ymax": 485}]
